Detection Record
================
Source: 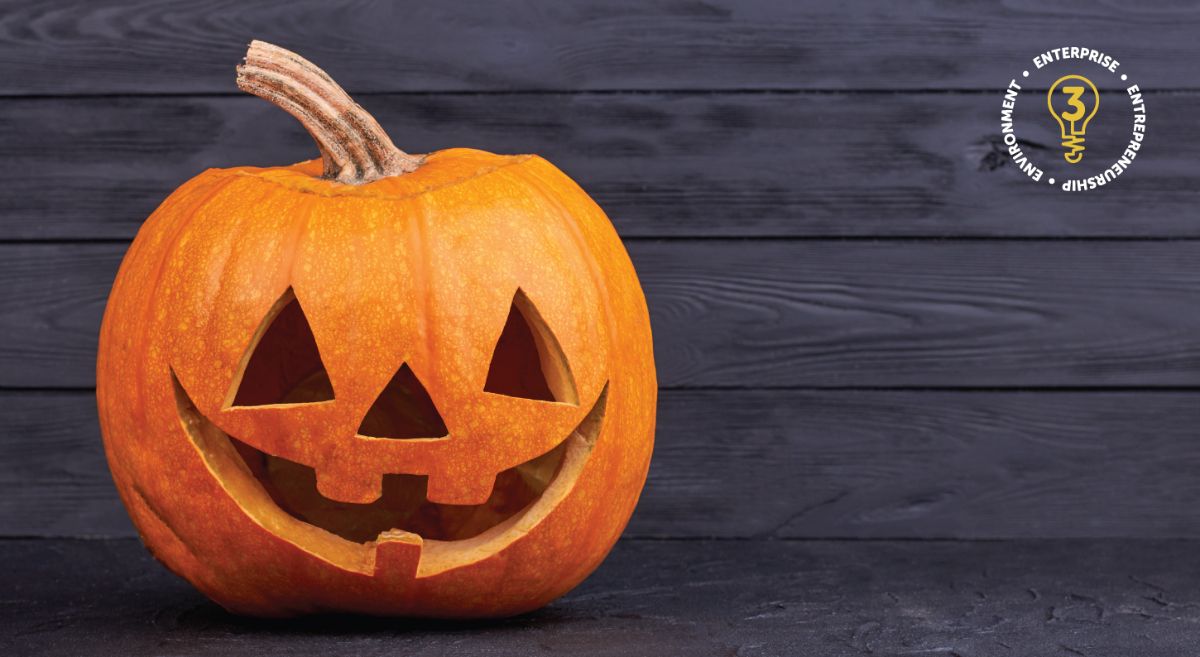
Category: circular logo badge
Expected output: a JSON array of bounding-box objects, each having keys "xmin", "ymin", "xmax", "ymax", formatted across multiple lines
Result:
[{"xmin": 1000, "ymin": 48, "xmax": 1147, "ymax": 192}]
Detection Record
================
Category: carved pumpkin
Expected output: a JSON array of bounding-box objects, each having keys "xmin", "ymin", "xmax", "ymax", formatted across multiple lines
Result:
[{"xmin": 96, "ymin": 41, "xmax": 656, "ymax": 618}]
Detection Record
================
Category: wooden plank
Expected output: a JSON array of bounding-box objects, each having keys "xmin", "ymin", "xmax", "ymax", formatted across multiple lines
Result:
[
  {"xmin": 2, "ymin": 1, "xmax": 1198, "ymax": 94},
  {"xmin": 6, "ymin": 241, "xmax": 1200, "ymax": 389},
  {"xmin": 1, "ymin": 91, "xmax": 1193, "ymax": 240},
  {"xmin": 4, "ymin": 537, "xmax": 1199, "ymax": 655},
  {"xmin": 0, "ymin": 392, "xmax": 127, "ymax": 537},
  {"xmin": 8, "ymin": 390, "xmax": 1200, "ymax": 539},
  {"xmin": 646, "ymin": 390, "xmax": 1200, "ymax": 539}
]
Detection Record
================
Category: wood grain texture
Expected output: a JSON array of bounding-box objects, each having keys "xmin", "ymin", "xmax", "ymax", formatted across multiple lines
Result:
[
  {"xmin": 0, "ymin": 91, "xmax": 1190, "ymax": 239},
  {"xmin": 7, "ymin": 241, "xmax": 1200, "ymax": 389},
  {"xmin": 1, "ymin": 0, "xmax": 1197, "ymax": 94},
  {"xmin": 5, "ymin": 538, "xmax": 1200, "ymax": 656},
  {"xmin": 8, "ymin": 390, "xmax": 1200, "ymax": 539},
  {"xmin": 0, "ymin": 393, "xmax": 126, "ymax": 537}
]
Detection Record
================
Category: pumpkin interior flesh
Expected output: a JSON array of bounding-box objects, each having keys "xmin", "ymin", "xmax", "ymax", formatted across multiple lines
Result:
[{"xmin": 228, "ymin": 434, "xmax": 566, "ymax": 543}]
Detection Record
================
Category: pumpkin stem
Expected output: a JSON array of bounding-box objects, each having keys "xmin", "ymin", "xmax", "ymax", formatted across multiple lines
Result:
[{"xmin": 236, "ymin": 40, "xmax": 422, "ymax": 184}]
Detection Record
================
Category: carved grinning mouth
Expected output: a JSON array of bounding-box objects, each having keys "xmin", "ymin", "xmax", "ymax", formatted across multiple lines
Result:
[{"xmin": 170, "ymin": 370, "xmax": 606, "ymax": 576}]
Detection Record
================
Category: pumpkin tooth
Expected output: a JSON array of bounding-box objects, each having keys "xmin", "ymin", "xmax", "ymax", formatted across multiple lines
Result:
[
  {"xmin": 315, "ymin": 468, "xmax": 383, "ymax": 504},
  {"xmin": 372, "ymin": 530, "xmax": 422, "ymax": 578},
  {"xmin": 425, "ymin": 473, "xmax": 497, "ymax": 506}
]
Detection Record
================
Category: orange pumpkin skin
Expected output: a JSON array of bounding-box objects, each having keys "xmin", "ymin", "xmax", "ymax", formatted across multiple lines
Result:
[{"xmin": 96, "ymin": 148, "xmax": 656, "ymax": 617}]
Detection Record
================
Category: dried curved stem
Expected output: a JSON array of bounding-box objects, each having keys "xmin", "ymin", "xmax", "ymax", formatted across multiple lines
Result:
[{"xmin": 236, "ymin": 40, "xmax": 422, "ymax": 184}]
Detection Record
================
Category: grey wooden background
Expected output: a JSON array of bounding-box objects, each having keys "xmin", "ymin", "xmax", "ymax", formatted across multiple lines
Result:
[{"xmin": 3, "ymin": 0, "xmax": 1199, "ymax": 542}]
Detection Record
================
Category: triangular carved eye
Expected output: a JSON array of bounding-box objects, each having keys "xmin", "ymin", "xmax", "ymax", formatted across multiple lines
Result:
[
  {"xmin": 484, "ymin": 290, "xmax": 578, "ymax": 404},
  {"xmin": 357, "ymin": 364, "xmax": 448, "ymax": 439},
  {"xmin": 227, "ymin": 288, "xmax": 334, "ymax": 407}
]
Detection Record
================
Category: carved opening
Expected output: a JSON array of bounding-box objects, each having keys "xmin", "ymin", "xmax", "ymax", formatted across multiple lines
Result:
[
  {"xmin": 484, "ymin": 290, "xmax": 578, "ymax": 405},
  {"xmin": 357, "ymin": 364, "xmax": 448, "ymax": 439},
  {"xmin": 231, "ymin": 435, "xmax": 568, "ymax": 543},
  {"xmin": 175, "ymin": 365, "xmax": 609, "ymax": 551},
  {"xmin": 227, "ymin": 288, "xmax": 334, "ymax": 408}
]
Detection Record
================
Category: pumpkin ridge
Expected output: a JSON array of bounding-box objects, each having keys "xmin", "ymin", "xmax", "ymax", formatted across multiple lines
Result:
[
  {"xmin": 126, "ymin": 173, "xmax": 242, "ymax": 455},
  {"xmin": 508, "ymin": 159, "xmax": 618, "ymax": 390}
]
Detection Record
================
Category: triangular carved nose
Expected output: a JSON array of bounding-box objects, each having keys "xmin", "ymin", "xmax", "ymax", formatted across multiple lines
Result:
[{"xmin": 357, "ymin": 363, "xmax": 448, "ymax": 439}]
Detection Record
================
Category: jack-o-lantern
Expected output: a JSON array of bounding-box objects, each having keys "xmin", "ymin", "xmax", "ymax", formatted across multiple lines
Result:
[{"xmin": 96, "ymin": 41, "xmax": 656, "ymax": 618}]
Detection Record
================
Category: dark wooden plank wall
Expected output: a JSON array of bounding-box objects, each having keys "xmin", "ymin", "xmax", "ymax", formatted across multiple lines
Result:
[
  {"xmin": 3, "ymin": 1, "xmax": 1198, "ymax": 93},
  {"xmin": 3, "ymin": 1, "xmax": 1199, "ymax": 540},
  {"xmin": 4, "ymin": 92, "xmax": 1199, "ymax": 240}
]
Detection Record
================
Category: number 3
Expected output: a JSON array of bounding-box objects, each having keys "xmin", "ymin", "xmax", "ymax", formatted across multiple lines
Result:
[{"xmin": 1060, "ymin": 86, "xmax": 1086, "ymax": 121}]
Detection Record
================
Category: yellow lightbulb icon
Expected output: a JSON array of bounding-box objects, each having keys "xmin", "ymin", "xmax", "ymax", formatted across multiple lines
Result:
[{"xmin": 1047, "ymin": 74, "xmax": 1099, "ymax": 164}]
